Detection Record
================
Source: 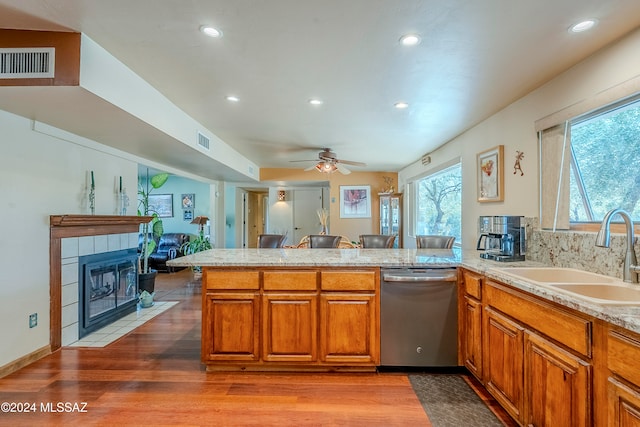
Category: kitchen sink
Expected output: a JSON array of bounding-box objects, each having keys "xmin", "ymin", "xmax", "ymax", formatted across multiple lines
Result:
[
  {"xmin": 550, "ymin": 283, "xmax": 640, "ymax": 304},
  {"xmin": 494, "ymin": 267, "xmax": 640, "ymax": 305},
  {"xmin": 494, "ymin": 267, "xmax": 618, "ymax": 284}
]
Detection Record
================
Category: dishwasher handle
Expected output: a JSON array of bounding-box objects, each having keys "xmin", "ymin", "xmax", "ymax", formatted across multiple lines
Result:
[{"xmin": 382, "ymin": 272, "xmax": 457, "ymax": 283}]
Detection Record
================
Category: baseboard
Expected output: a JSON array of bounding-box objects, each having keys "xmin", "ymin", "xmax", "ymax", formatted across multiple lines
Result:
[{"xmin": 0, "ymin": 345, "xmax": 51, "ymax": 379}]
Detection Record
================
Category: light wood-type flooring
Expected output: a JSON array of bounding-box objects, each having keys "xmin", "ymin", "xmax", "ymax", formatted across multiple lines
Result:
[{"xmin": 0, "ymin": 268, "xmax": 511, "ymax": 426}]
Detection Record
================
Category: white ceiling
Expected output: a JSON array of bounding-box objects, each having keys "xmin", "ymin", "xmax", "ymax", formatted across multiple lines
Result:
[{"xmin": 2, "ymin": 0, "xmax": 640, "ymax": 179}]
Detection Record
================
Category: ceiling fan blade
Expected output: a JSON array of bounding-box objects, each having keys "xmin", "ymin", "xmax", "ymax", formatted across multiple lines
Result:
[
  {"xmin": 304, "ymin": 164, "xmax": 319, "ymax": 171},
  {"xmin": 335, "ymin": 163, "xmax": 351, "ymax": 174},
  {"xmin": 290, "ymin": 159, "xmax": 318, "ymax": 163},
  {"xmin": 337, "ymin": 159, "xmax": 366, "ymax": 167}
]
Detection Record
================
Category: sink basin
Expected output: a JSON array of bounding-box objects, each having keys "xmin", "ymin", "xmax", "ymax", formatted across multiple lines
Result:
[
  {"xmin": 550, "ymin": 283, "xmax": 640, "ymax": 304},
  {"xmin": 494, "ymin": 267, "xmax": 640, "ymax": 305},
  {"xmin": 494, "ymin": 267, "xmax": 618, "ymax": 284}
]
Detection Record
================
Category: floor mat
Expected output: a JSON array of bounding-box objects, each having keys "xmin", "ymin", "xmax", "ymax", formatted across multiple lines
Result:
[{"xmin": 409, "ymin": 374, "xmax": 504, "ymax": 427}]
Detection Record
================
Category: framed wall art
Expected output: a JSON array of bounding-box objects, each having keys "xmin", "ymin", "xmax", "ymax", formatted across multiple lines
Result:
[
  {"xmin": 148, "ymin": 194, "xmax": 174, "ymax": 218},
  {"xmin": 340, "ymin": 185, "xmax": 371, "ymax": 218},
  {"xmin": 181, "ymin": 193, "xmax": 195, "ymax": 209},
  {"xmin": 477, "ymin": 145, "xmax": 504, "ymax": 202}
]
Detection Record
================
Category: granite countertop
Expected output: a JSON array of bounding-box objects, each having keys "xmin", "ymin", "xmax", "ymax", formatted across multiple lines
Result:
[
  {"xmin": 168, "ymin": 248, "xmax": 640, "ymax": 335},
  {"xmin": 167, "ymin": 247, "xmax": 464, "ymax": 268}
]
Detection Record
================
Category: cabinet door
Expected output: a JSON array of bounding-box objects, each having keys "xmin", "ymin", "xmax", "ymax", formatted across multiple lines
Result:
[
  {"xmin": 609, "ymin": 378, "xmax": 640, "ymax": 426},
  {"xmin": 262, "ymin": 293, "xmax": 317, "ymax": 362},
  {"xmin": 202, "ymin": 292, "xmax": 260, "ymax": 362},
  {"xmin": 484, "ymin": 307, "xmax": 524, "ymax": 422},
  {"xmin": 319, "ymin": 293, "xmax": 378, "ymax": 365},
  {"xmin": 463, "ymin": 295, "xmax": 483, "ymax": 380},
  {"xmin": 525, "ymin": 331, "xmax": 592, "ymax": 427}
]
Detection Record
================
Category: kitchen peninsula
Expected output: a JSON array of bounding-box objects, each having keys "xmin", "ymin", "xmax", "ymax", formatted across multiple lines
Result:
[{"xmin": 168, "ymin": 248, "xmax": 461, "ymax": 372}]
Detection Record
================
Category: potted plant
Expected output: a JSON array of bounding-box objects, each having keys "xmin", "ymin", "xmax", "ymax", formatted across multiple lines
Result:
[
  {"xmin": 138, "ymin": 171, "xmax": 170, "ymax": 294},
  {"xmin": 180, "ymin": 216, "xmax": 212, "ymax": 280}
]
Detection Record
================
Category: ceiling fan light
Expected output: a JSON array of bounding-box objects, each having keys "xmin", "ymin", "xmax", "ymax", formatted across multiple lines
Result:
[{"xmin": 315, "ymin": 161, "xmax": 337, "ymax": 173}]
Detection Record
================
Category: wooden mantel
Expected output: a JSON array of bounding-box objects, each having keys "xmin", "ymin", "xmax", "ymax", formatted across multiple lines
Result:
[
  {"xmin": 49, "ymin": 215, "xmax": 152, "ymax": 351},
  {"xmin": 50, "ymin": 215, "xmax": 152, "ymax": 239}
]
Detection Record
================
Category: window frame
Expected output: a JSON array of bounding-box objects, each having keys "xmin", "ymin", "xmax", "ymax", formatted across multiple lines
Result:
[
  {"xmin": 568, "ymin": 93, "xmax": 640, "ymax": 231},
  {"xmin": 407, "ymin": 158, "xmax": 462, "ymax": 244}
]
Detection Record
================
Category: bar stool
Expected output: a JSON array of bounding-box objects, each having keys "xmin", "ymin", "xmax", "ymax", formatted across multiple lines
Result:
[
  {"xmin": 258, "ymin": 234, "xmax": 286, "ymax": 248},
  {"xmin": 359, "ymin": 234, "xmax": 396, "ymax": 248},
  {"xmin": 416, "ymin": 235, "xmax": 455, "ymax": 249},
  {"xmin": 308, "ymin": 234, "xmax": 342, "ymax": 248}
]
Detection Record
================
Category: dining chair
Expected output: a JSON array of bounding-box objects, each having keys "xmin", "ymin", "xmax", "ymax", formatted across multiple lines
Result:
[
  {"xmin": 258, "ymin": 234, "xmax": 287, "ymax": 248},
  {"xmin": 359, "ymin": 234, "xmax": 396, "ymax": 248},
  {"xmin": 308, "ymin": 234, "xmax": 342, "ymax": 248},
  {"xmin": 416, "ymin": 235, "xmax": 455, "ymax": 249}
]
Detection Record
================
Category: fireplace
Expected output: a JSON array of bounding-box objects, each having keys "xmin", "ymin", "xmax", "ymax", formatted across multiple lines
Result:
[{"xmin": 78, "ymin": 248, "xmax": 139, "ymax": 338}]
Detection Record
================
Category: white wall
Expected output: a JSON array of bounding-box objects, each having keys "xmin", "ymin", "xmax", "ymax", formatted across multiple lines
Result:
[
  {"xmin": 0, "ymin": 110, "xmax": 140, "ymax": 367},
  {"xmin": 400, "ymin": 27, "xmax": 640, "ymax": 250}
]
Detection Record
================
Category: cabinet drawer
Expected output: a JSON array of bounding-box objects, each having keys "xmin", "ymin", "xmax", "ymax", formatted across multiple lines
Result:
[
  {"xmin": 205, "ymin": 270, "xmax": 260, "ymax": 290},
  {"xmin": 608, "ymin": 329, "xmax": 640, "ymax": 386},
  {"xmin": 463, "ymin": 270, "xmax": 482, "ymax": 300},
  {"xmin": 485, "ymin": 280, "xmax": 592, "ymax": 357},
  {"xmin": 263, "ymin": 271, "xmax": 317, "ymax": 291},
  {"xmin": 321, "ymin": 270, "xmax": 377, "ymax": 291}
]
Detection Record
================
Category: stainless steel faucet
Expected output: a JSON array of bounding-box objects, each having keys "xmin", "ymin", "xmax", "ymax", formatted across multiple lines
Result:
[{"xmin": 595, "ymin": 208, "xmax": 640, "ymax": 283}]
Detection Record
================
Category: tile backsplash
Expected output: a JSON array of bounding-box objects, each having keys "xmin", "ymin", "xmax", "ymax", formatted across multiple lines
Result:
[{"xmin": 525, "ymin": 217, "xmax": 639, "ymax": 280}]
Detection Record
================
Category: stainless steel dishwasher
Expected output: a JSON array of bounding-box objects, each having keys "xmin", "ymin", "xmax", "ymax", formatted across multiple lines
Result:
[{"xmin": 380, "ymin": 267, "xmax": 458, "ymax": 367}]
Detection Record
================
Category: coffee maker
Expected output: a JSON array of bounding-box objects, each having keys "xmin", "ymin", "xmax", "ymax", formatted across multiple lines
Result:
[{"xmin": 477, "ymin": 216, "xmax": 526, "ymax": 262}]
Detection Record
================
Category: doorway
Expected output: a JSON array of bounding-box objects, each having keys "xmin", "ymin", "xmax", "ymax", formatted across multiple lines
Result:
[{"xmin": 242, "ymin": 190, "xmax": 268, "ymax": 248}]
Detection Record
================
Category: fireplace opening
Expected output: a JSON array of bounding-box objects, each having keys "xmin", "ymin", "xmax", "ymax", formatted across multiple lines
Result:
[{"xmin": 78, "ymin": 249, "xmax": 139, "ymax": 339}]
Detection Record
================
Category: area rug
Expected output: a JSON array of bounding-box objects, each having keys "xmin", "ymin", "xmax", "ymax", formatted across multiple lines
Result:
[{"xmin": 409, "ymin": 374, "xmax": 504, "ymax": 427}]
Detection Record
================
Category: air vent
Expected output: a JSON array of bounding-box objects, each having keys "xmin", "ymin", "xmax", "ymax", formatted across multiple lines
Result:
[
  {"xmin": 421, "ymin": 155, "xmax": 431, "ymax": 165},
  {"xmin": 197, "ymin": 131, "xmax": 210, "ymax": 150},
  {"xmin": 0, "ymin": 47, "xmax": 55, "ymax": 79}
]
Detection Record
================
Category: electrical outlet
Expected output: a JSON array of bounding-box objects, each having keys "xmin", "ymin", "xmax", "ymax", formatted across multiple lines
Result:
[{"xmin": 29, "ymin": 313, "xmax": 37, "ymax": 328}]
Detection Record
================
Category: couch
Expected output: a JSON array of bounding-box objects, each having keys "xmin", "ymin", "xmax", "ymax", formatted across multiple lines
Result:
[{"xmin": 139, "ymin": 233, "xmax": 189, "ymax": 273}]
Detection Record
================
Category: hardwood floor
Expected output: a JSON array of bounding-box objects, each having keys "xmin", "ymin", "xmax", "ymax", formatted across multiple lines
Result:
[{"xmin": 0, "ymin": 269, "xmax": 431, "ymax": 426}]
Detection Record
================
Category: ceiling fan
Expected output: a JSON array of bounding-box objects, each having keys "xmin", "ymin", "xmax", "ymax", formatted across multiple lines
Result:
[{"xmin": 291, "ymin": 148, "xmax": 366, "ymax": 175}]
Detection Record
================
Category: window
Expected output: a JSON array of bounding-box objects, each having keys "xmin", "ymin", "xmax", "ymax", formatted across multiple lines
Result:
[
  {"xmin": 570, "ymin": 97, "xmax": 640, "ymax": 222},
  {"xmin": 414, "ymin": 163, "xmax": 462, "ymax": 243}
]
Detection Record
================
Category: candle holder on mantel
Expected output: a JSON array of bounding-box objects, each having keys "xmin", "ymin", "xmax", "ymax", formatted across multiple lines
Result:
[
  {"xmin": 119, "ymin": 189, "xmax": 130, "ymax": 216},
  {"xmin": 89, "ymin": 186, "xmax": 95, "ymax": 215}
]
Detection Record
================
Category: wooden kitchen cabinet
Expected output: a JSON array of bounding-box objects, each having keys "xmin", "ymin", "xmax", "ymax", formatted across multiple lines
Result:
[
  {"xmin": 202, "ymin": 292, "xmax": 260, "ymax": 362},
  {"xmin": 525, "ymin": 331, "xmax": 591, "ymax": 427},
  {"xmin": 460, "ymin": 270, "xmax": 483, "ymax": 380},
  {"xmin": 320, "ymin": 293, "xmax": 377, "ymax": 364},
  {"xmin": 319, "ymin": 270, "xmax": 379, "ymax": 365},
  {"xmin": 479, "ymin": 278, "xmax": 593, "ymax": 426},
  {"xmin": 608, "ymin": 328, "xmax": 640, "ymax": 426},
  {"xmin": 262, "ymin": 293, "xmax": 318, "ymax": 362},
  {"xmin": 201, "ymin": 267, "xmax": 379, "ymax": 371},
  {"xmin": 484, "ymin": 306, "xmax": 524, "ymax": 421}
]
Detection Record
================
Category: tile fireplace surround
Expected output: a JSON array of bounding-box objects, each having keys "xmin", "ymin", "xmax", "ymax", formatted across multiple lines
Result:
[
  {"xmin": 61, "ymin": 232, "xmax": 139, "ymax": 345},
  {"xmin": 49, "ymin": 215, "xmax": 151, "ymax": 350}
]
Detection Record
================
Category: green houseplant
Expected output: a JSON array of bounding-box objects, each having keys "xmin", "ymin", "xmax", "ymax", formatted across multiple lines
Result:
[
  {"xmin": 180, "ymin": 216, "xmax": 212, "ymax": 278},
  {"xmin": 138, "ymin": 171, "xmax": 170, "ymax": 293}
]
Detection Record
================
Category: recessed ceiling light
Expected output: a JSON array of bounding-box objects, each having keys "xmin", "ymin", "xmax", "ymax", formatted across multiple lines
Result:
[
  {"xmin": 226, "ymin": 95, "xmax": 239, "ymax": 102},
  {"xmin": 569, "ymin": 19, "xmax": 597, "ymax": 33},
  {"xmin": 200, "ymin": 25, "xmax": 223, "ymax": 38},
  {"xmin": 309, "ymin": 98, "xmax": 323, "ymax": 106},
  {"xmin": 399, "ymin": 34, "xmax": 421, "ymax": 46},
  {"xmin": 394, "ymin": 102, "xmax": 409, "ymax": 109}
]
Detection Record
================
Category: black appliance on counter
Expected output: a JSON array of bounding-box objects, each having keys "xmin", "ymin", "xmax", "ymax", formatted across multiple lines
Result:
[{"xmin": 476, "ymin": 215, "xmax": 526, "ymax": 262}]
